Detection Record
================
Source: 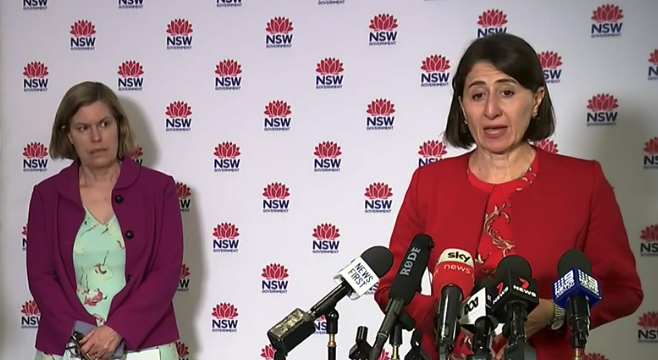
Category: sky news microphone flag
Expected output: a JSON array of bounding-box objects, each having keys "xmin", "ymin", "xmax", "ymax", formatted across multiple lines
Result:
[{"xmin": 2, "ymin": 1, "xmax": 658, "ymax": 360}]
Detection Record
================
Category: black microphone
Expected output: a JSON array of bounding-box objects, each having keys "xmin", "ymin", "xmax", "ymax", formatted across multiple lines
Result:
[
  {"xmin": 490, "ymin": 255, "xmax": 539, "ymax": 360},
  {"xmin": 267, "ymin": 246, "xmax": 394, "ymax": 355},
  {"xmin": 369, "ymin": 234, "xmax": 435, "ymax": 360}
]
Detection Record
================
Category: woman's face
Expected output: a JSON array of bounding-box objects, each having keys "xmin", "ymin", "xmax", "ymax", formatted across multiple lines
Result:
[
  {"xmin": 460, "ymin": 62, "xmax": 544, "ymax": 154},
  {"xmin": 67, "ymin": 101, "xmax": 119, "ymax": 168}
]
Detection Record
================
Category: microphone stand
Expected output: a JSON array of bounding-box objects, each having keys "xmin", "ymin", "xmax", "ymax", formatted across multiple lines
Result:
[
  {"xmin": 502, "ymin": 302, "xmax": 536, "ymax": 360},
  {"xmin": 404, "ymin": 330, "xmax": 431, "ymax": 360},
  {"xmin": 349, "ymin": 326, "xmax": 372, "ymax": 360},
  {"xmin": 466, "ymin": 316, "xmax": 497, "ymax": 360},
  {"xmin": 273, "ymin": 350, "xmax": 287, "ymax": 360},
  {"xmin": 568, "ymin": 297, "xmax": 590, "ymax": 360},
  {"xmin": 326, "ymin": 309, "xmax": 339, "ymax": 360},
  {"xmin": 389, "ymin": 323, "xmax": 403, "ymax": 360}
]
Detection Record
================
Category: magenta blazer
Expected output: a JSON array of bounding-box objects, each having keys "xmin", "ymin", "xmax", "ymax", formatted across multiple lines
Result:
[{"xmin": 25, "ymin": 156, "xmax": 183, "ymax": 355}]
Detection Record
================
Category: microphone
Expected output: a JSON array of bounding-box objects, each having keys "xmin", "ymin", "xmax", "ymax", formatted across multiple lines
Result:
[
  {"xmin": 552, "ymin": 249, "xmax": 601, "ymax": 358},
  {"xmin": 490, "ymin": 255, "xmax": 539, "ymax": 360},
  {"xmin": 432, "ymin": 248, "xmax": 475, "ymax": 359},
  {"xmin": 267, "ymin": 246, "xmax": 394, "ymax": 355},
  {"xmin": 460, "ymin": 279, "xmax": 504, "ymax": 336},
  {"xmin": 348, "ymin": 326, "xmax": 372, "ymax": 360},
  {"xmin": 370, "ymin": 234, "xmax": 435, "ymax": 360},
  {"xmin": 468, "ymin": 314, "xmax": 499, "ymax": 360}
]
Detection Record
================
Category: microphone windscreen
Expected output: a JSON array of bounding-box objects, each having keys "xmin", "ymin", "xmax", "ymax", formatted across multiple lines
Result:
[
  {"xmin": 361, "ymin": 246, "xmax": 394, "ymax": 278},
  {"xmin": 432, "ymin": 248, "xmax": 475, "ymax": 298},
  {"xmin": 389, "ymin": 234, "xmax": 434, "ymax": 304},
  {"xmin": 557, "ymin": 249, "xmax": 592, "ymax": 276},
  {"xmin": 495, "ymin": 254, "xmax": 532, "ymax": 279}
]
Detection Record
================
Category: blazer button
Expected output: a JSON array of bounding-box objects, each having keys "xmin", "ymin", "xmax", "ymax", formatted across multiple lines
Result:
[
  {"xmin": 115, "ymin": 195, "xmax": 124, "ymax": 204},
  {"xmin": 125, "ymin": 230, "xmax": 134, "ymax": 239},
  {"xmin": 126, "ymin": 274, "xmax": 132, "ymax": 281}
]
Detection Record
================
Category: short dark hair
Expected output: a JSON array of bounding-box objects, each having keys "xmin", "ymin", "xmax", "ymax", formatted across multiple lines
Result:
[{"xmin": 443, "ymin": 33, "xmax": 555, "ymax": 149}]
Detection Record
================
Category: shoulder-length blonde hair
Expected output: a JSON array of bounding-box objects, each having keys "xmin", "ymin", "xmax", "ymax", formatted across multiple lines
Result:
[{"xmin": 49, "ymin": 81, "xmax": 137, "ymax": 160}]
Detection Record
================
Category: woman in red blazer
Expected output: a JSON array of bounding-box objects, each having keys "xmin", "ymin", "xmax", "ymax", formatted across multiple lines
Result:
[
  {"xmin": 26, "ymin": 81, "xmax": 183, "ymax": 360},
  {"xmin": 374, "ymin": 33, "xmax": 643, "ymax": 360}
]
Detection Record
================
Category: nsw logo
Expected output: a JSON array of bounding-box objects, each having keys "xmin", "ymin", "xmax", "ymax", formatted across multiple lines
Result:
[
  {"xmin": 23, "ymin": 142, "xmax": 48, "ymax": 173},
  {"xmin": 213, "ymin": 142, "xmax": 241, "ymax": 172},
  {"xmin": 118, "ymin": 0, "xmax": 143, "ymax": 9},
  {"xmin": 261, "ymin": 264, "xmax": 289, "ymax": 294},
  {"xmin": 70, "ymin": 20, "xmax": 96, "ymax": 50},
  {"xmin": 266, "ymin": 17, "xmax": 293, "ymax": 48},
  {"xmin": 215, "ymin": 60, "xmax": 242, "ymax": 90},
  {"xmin": 260, "ymin": 344, "xmax": 277, "ymax": 360},
  {"xmin": 365, "ymin": 282, "xmax": 379, "ymax": 295},
  {"xmin": 264, "ymin": 100, "xmax": 292, "ymax": 131},
  {"xmin": 583, "ymin": 354, "xmax": 608, "ymax": 360},
  {"xmin": 637, "ymin": 312, "xmax": 658, "ymax": 343},
  {"xmin": 130, "ymin": 145, "xmax": 143, "ymax": 165},
  {"xmin": 177, "ymin": 182, "xmax": 192, "ymax": 212},
  {"xmin": 591, "ymin": 5, "xmax": 623, "ymax": 38},
  {"xmin": 176, "ymin": 341, "xmax": 190, "ymax": 360},
  {"xmin": 21, "ymin": 300, "xmax": 40, "ymax": 329},
  {"xmin": 211, "ymin": 303, "xmax": 239, "ymax": 333},
  {"xmin": 538, "ymin": 52, "xmax": 562, "ymax": 84},
  {"xmin": 477, "ymin": 9, "xmax": 508, "ymax": 38},
  {"xmin": 165, "ymin": 101, "xmax": 192, "ymax": 131},
  {"xmin": 166, "ymin": 19, "xmax": 193, "ymax": 49},
  {"xmin": 117, "ymin": 61, "xmax": 144, "ymax": 91},
  {"xmin": 366, "ymin": 99, "xmax": 395, "ymax": 130},
  {"xmin": 316, "ymin": 58, "xmax": 344, "ymax": 89},
  {"xmin": 369, "ymin": 14, "xmax": 398, "ymax": 46},
  {"xmin": 217, "ymin": 0, "xmax": 241, "ymax": 7},
  {"xmin": 532, "ymin": 139, "xmax": 558, "ymax": 154},
  {"xmin": 314, "ymin": 315, "xmax": 327, "ymax": 334},
  {"xmin": 640, "ymin": 225, "xmax": 658, "ymax": 256},
  {"xmin": 24, "ymin": 0, "xmax": 48, "ymax": 10},
  {"xmin": 312, "ymin": 223, "xmax": 340, "ymax": 254},
  {"xmin": 418, "ymin": 140, "xmax": 447, "ymax": 167},
  {"xmin": 23, "ymin": 62, "xmax": 48, "ymax": 92},
  {"xmin": 648, "ymin": 50, "xmax": 658, "ymax": 81},
  {"xmin": 178, "ymin": 264, "xmax": 190, "ymax": 292},
  {"xmin": 22, "ymin": 224, "xmax": 28, "ymax": 251},
  {"xmin": 643, "ymin": 137, "xmax": 658, "ymax": 169},
  {"xmin": 262, "ymin": 183, "xmax": 290, "ymax": 213},
  {"xmin": 212, "ymin": 223, "xmax": 240, "ymax": 253},
  {"xmin": 364, "ymin": 182, "xmax": 393, "ymax": 214},
  {"xmin": 421, "ymin": 55, "xmax": 450, "ymax": 87},
  {"xmin": 586, "ymin": 94, "xmax": 618, "ymax": 126},
  {"xmin": 314, "ymin": 142, "xmax": 342, "ymax": 172}
]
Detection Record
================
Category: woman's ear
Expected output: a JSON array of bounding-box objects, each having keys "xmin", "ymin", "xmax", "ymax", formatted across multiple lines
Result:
[{"xmin": 533, "ymin": 87, "xmax": 545, "ymax": 116}]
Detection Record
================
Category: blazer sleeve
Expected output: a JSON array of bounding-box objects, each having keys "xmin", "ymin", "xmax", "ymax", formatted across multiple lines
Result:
[
  {"xmin": 374, "ymin": 167, "xmax": 437, "ymax": 335},
  {"xmin": 583, "ymin": 161, "xmax": 643, "ymax": 330},
  {"xmin": 26, "ymin": 185, "xmax": 95, "ymax": 353},
  {"xmin": 104, "ymin": 176, "xmax": 184, "ymax": 348}
]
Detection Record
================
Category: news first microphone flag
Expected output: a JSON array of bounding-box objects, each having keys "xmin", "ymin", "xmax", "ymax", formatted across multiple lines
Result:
[{"xmin": 1, "ymin": 1, "xmax": 657, "ymax": 359}]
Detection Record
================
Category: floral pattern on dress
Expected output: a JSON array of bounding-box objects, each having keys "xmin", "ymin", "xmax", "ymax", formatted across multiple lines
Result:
[{"xmin": 34, "ymin": 208, "xmax": 178, "ymax": 360}]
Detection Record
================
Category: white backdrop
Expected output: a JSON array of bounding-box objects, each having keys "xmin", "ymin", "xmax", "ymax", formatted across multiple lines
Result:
[{"xmin": 1, "ymin": 1, "xmax": 657, "ymax": 359}]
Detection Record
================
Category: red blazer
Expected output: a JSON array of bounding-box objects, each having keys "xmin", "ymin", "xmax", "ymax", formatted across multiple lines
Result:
[
  {"xmin": 374, "ymin": 148, "xmax": 643, "ymax": 360},
  {"xmin": 26, "ymin": 157, "xmax": 183, "ymax": 355}
]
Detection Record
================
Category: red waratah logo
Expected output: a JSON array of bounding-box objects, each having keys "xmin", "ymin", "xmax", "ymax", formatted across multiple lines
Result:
[
  {"xmin": 22, "ymin": 224, "xmax": 28, "ymax": 251},
  {"xmin": 266, "ymin": 17, "xmax": 294, "ymax": 48},
  {"xmin": 365, "ymin": 183, "xmax": 393, "ymax": 214},
  {"xmin": 637, "ymin": 312, "xmax": 658, "ymax": 342},
  {"xmin": 117, "ymin": 61, "xmax": 144, "ymax": 91},
  {"xmin": 586, "ymin": 94, "xmax": 618, "ymax": 126},
  {"xmin": 262, "ymin": 264, "xmax": 289, "ymax": 293},
  {"xmin": 166, "ymin": 19, "xmax": 193, "ymax": 50},
  {"xmin": 212, "ymin": 223, "xmax": 240, "ymax": 253},
  {"xmin": 213, "ymin": 142, "xmax": 241, "ymax": 173},
  {"xmin": 178, "ymin": 264, "xmax": 190, "ymax": 292},
  {"xmin": 263, "ymin": 183, "xmax": 291, "ymax": 213},
  {"xmin": 22, "ymin": 142, "xmax": 49, "ymax": 172},
  {"xmin": 312, "ymin": 223, "xmax": 341, "ymax": 254},
  {"xmin": 366, "ymin": 99, "xmax": 396, "ymax": 130},
  {"xmin": 538, "ymin": 51, "xmax": 562, "ymax": 84},
  {"xmin": 261, "ymin": 344, "xmax": 276, "ymax": 359},
  {"xmin": 215, "ymin": 59, "xmax": 242, "ymax": 91},
  {"xmin": 640, "ymin": 224, "xmax": 658, "ymax": 256},
  {"xmin": 583, "ymin": 353, "xmax": 608, "ymax": 360},
  {"xmin": 176, "ymin": 182, "xmax": 191, "ymax": 212},
  {"xmin": 643, "ymin": 137, "xmax": 658, "ymax": 169},
  {"xmin": 533, "ymin": 139, "xmax": 558, "ymax": 154},
  {"xmin": 591, "ymin": 5, "xmax": 623, "ymax": 38},
  {"xmin": 366, "ymin": 282, "xmax": 379, "ymax": 295},
  {"xmin": 211, "ymin": 303, "xmax": 239, "ymax": 332},
  {"xmin": 70, "ymin": 20, "xmax": 96, "ymax": 50},
  {"xmin": 418, "ymin": 140, "xmax": 448, "ymax": 167},
  {"xmin": 176, "ymin": 341, "xmax": 189, "ymax": 358},
  {"xmin": 21, "ymin": 299, "xmax": 40, "ymax": 329},
  {"xmin": 316, "ymin": 58, "xmax": 344, "ymax": 90},
  {"xmin": 378, "ymin": 350, "xmax": 391, "ymax": 360},
  {"xmin": 165, "ymin": 101, "xmax": 192, "ymax": 132},
  {"xmin": 314, "ymin": 141, "xmax": 342, "ymax": 172},
  {"xmin": 421, "ymin": 55, "xmax": 451, "ymax": 87},
  {"xmin": 477, "ymin": 9, "xmax": 508, "ymax": 38},
  {"xmin": 130, "ymin": 145, "xmax": 143, "ymax": 164},
  {"xmin": 648, "ymin": 50, "xmax": 658, "ymax": 81},
  {"xmin": 23, "ymin": 62, "xmax": 49, "ymax": 92},
  {"xmin": 264, "ymin": 100, "xmax": 292, "ymax": 131},
  {"xmin": 369, "ymin": 14, "xmax": 398, "ymax": 46}
]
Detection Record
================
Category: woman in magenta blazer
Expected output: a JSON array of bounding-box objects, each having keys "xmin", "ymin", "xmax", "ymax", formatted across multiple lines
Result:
[
  {"xmin": 26, "ymin": 81, "xmax": 183, "ymax": 360},
  {"xmin": 374, "ymin": 33, "xmax": 643, "ymax": 360}
]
